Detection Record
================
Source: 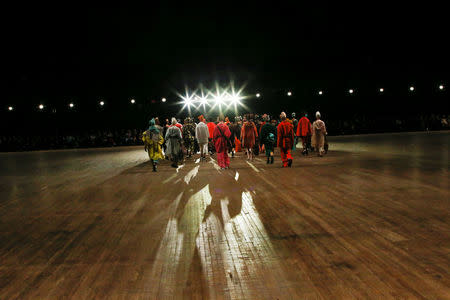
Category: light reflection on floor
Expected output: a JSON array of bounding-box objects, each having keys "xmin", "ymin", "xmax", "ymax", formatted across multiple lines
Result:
[
  {"xmin": 184, "ymin": 165, "xmax": 200, "ymax": 184},
  {"xmin": 150, "ymin": 165, "xmax": 287, "ymax": 298}
]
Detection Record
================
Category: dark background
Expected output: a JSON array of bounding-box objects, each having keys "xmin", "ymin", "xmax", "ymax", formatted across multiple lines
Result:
[{"xmin": 1, "ymin": 2, "xmax": 448, "ymax": 134}]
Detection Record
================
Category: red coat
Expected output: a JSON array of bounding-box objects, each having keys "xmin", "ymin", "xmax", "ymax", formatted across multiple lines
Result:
[
  {"xmin": 277, "ymin": 120, "xmax": 294, "ymax": 149},
  {"xmin": 296, "ymin": 116, "xmax": 312, "ymax": 137},
  {"xmin": 207, "ymin": 122, "xmax": 216, "ymax": 139},
  {"xmin": 213, "ymin": 122, "xmax": 231, "ymax": 153},
  {"xmin": 241, "ymin": 121, "xmax": 258, "ymax": 148}
]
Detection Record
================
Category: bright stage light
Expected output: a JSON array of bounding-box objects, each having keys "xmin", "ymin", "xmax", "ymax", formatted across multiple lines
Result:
[
  {"xmin": 100, "ymin": 101, "xmax": 105, "ymax": 106},
  {"xmin": 39, "ymin": 104, "xmax": 44, "ymax": 110},
  {"xmin": 230, "ymin": 95, "xmax": 241, "ymax": 104},
  {"xmin": 439, "ymin": 85, "xmax": 444, "ymax": 90},
  {"xmin": 409, "ymin": 86, "xmax": 415, "ymax": 91},
  {"xmin": 379, "ymin": 88, "xmax": 384, "ymax": 92},
  {"xmin": 349, "ymin": 89, "xmax": 354, "ymax": 94},
  {"xmin": 130, "ymin": 99, "xmax": 135, "ymax": 104},
  {"xmin": 162, "ymin": 98, "xmax": 167, "ymax": 102},
  {"xmin": 8, "ymin": 106, "xmax": 13, "ymax": 111},
  {"xmin": 180, "ymin": 91, "xmax": 196, "ymax": 114},
  {"xmin": 176, "ymin": 82, "xmax": 247, "ymax": 114},
  {"xmin": 181, "ymin": 92, "xmax": 194, "ymax": 106},
  {"xmin": 256, "ymin": 93, "xmax": 261, "ymax": 98},
  {"xmin": 318, "ymin": 91, "xmax": 323, "ymax": 95},
  {"xmin": 69, "ymin": 103, "xmax": 74, "ymax": 108},
  {"xmin": 184, "ymin": 97, "xmax": 193, "ymax": 105},
  {"xmin": 213, "ymin": 95, "xmax": 223, "ymax": 104},
  {"xmin": 287, "ymin": 91, "xmax": 292, "ymax": 96}
]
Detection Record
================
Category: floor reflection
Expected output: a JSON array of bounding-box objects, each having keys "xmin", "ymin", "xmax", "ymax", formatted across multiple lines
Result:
[{"xmin": 150, "ymin": 165, "xmax": 288, "ymax": 298}]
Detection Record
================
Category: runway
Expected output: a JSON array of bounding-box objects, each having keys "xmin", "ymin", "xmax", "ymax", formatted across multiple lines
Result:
[{"xmin": 0, "ymin": 131, "xmax": 449, "ymax": 299}]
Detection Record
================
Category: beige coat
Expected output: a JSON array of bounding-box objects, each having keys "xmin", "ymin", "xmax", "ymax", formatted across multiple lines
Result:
[{"xmin": 312, "ymin": 120, "xmax": 327, "ymax": 149}]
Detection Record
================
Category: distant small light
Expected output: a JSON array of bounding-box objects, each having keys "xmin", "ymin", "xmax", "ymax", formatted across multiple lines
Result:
[
  {"xmin": 8, "ymin": 106, "xmax": 13, "ymax": 111},
  {"xmin": 318, "ymin": 91, "xmax": 323, "ymax": 95},
  {"xmin": 69, "ymin": 103, "xmax": 74, "ymax": 108},
  {"xmin": 379, "ymin": 88, "xmax": 384, "ymax": 92},
  {"xmin": 439, "ymin": 85, "xmax": 444, "ymax": 90},
  {"xmin": 39, "ymin": 104, "xmax": 44, "ymax": 110},
  {"xmin": 287, "ymin": 91, "xmax": 292, "ymax": 96},
  {"xmin": 409, "ymin": 86, "xmax": 415, "ymax": 91},
  {"xmin": 162, "ymin": 98, "xmax": 167, "ymax": 103},
  {"xmin": 100, "ymin": 101, "xmax": 105, "ymax": 106},
  {"xmin": 349, "ymin": 89, "xmax": 354, "ymax": 94},
  {"xmin": 130, "ymin": 99, "xmax": 135, "ymax": 104},
  {"xmin": 256, "ymin": 93, "xmax": 261, "ymax": 98}
]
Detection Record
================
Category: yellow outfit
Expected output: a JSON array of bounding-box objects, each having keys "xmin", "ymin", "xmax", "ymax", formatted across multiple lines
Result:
[{"xmin": 142, "ymin": 131, "xmax": 164, "ymax": 161}]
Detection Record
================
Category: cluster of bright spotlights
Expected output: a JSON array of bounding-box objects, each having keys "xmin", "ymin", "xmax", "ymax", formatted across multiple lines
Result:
[
  {"xmin": 181, "ymin": 91, "xmax": 243, "ymax": 108},
  {"xmin": 177, "ymin": 83, "xmax": 248, "ymax": 114}
]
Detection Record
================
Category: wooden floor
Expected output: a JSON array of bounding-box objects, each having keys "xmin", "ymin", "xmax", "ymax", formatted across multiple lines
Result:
[{"xmin": 0, "ymin": 131, "xmax": 449, "ymax": 299}]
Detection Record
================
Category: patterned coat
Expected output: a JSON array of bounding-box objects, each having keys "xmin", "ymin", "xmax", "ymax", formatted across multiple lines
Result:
[{"xmin": 142, "ymin": 130, "xmax": 164, "ymax": 160}]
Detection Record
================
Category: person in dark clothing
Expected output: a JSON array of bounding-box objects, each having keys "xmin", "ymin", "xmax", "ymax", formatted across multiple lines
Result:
[
  {"xmin": 260, "ymin": 117, "xmax": 277, "ymax": 164},
  {"xmin": 182, "ymin": 118, "xmax": 196, "ymax": 158},
  {"xmin": 291, "ymin": 112, "xmax": 299, "ymax": 151},
  {"xmin": 227, "ymin": 121, "xmax": 236, "ymax": 157},
  {"xmin": 228, "ymin": 119, "xmax": 242, "ymax": 157}
]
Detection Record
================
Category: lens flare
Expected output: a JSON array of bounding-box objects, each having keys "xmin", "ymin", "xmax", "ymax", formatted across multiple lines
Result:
[{"xmin": 176, "ymin": 82, "xmax": 248, "ymax": 115}]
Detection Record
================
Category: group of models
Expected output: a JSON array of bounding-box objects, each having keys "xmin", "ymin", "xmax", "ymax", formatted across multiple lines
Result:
[{"xmin": 142, "ymin": 111, "xmax": 327, "ymax": 172}]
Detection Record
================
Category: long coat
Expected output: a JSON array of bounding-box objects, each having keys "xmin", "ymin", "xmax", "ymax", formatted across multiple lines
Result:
[
  {"xmin": 311, "ymin": 120, "xmax": 327, "ymax": 149},
  {"xmin": 142, "ymin": 130, "xmax": 164, "ymax": 160},
  {"xmin": 165, "ymin": 126, "xmax": 182, "ymax": 157},
  {"xmin": 241, "ymin": 121, "xmax": 258, "ymax": 149},
  {"xmin": 297, "ymin": 117, "xmax": 312, "ymax": 137},
  {"xmin": 195, "ymin": 122, "xmax": 209, "ymax": 144},
  {"xmin": 277, "ymin": 120, "xmax": 295, "ymax": 149},
  {"xmin": 213, "ymin": 122, "xmax": 232, "ymax": 153}
]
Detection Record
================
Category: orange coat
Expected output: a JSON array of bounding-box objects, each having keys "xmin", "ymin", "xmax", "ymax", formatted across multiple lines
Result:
[
  {"xmin": 277, "ymin": 120, "xmax": 294, "ymax": 149},
  {"xmin": 296, "ymin": 116, "xmax": 312, "ymax": 137},
  {"xmin": 241, "ymin": 121, "xmax": 258, "ymax": 149},
  {"xmin": 207, "ymin": 122, "xmax": 216, "ymax": 139}
]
